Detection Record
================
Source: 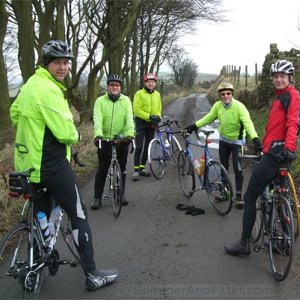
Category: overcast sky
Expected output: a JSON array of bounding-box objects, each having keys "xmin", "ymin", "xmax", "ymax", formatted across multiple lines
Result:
[{"xmin": 173, "ymin": 0, "xmax": 300, "ymax": 75}]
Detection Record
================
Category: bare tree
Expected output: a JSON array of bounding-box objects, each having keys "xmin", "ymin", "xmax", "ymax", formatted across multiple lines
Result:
[{"xmin": 0, "ymin": 1, "xmax": 10, "ymax": 135}]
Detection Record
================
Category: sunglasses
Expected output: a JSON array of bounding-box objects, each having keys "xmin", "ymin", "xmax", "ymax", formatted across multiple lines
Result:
[{"xmin": 220, "ymin": 92, "xmax": 232, "ymax": 96}]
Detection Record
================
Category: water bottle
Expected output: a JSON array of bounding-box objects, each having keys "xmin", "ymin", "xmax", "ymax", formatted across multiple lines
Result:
[
  {"xmin": 37, "ymin": 211, "xmax": 51, "ymax": 242},
  {"xmin": 48, "ymin": 206, "xmax": 62, "ymax": 236},
  {"xmin": 193, "ymin": 158, "xmax": 201, "ymax": 176},
  {"xmin": 199, "ymin": 155, "xmax": 205, "ymax": 176}
]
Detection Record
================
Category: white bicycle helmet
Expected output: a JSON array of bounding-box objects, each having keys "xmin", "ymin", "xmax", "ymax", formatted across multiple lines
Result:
[{"xmin": 270, "ymin": 60, "xmax": 295, "ymax": 76}]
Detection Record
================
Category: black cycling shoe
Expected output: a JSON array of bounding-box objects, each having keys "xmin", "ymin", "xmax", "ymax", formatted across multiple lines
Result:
[
  {"xmin": 91, "ymin": 198, "xmax": 101, "ymax": 210},
  {"xmin": 224, "ymin": 239, "xmax": 251, "ymax": 256},
  {"xmin": 235, "ymin": 196, "xmax": 245, "ymax": 209}
]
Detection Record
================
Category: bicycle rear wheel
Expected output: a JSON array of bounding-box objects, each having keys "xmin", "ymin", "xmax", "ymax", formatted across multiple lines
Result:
[
  {"xmin": 110, "ymin": 161, "xmax": 122, "ymax": 217},
  {"xmin": 269, "ymin": 195, "xmax": 294, "ymax": 281},
  {"xmin": 206, "ymin": 160, "xmax": 233, "ymax": 216},
  {"xmin": 251, "ymin": 196, "xmax": 264, "ymax": 243},
  {"xmin": 177, "ymin": 150, "xmax": 195, "ymax": 198},
  {"xmin": 148, "ymin": 139, "xmax": 166, "ymax": 179},
  {"xmin": 168, "ymin": 135, "xmax": 181, "ymax": 165},
  {"xmin": 286, "ymin": 172, "xmax": 299, "ymax": 238},
  {"xmin": 60, "ymin": 214, "xmax": 82, "ymax": 264},
  {"xmin": 0, "ymin": 222, "xmax": 44, "ymax": 300}
]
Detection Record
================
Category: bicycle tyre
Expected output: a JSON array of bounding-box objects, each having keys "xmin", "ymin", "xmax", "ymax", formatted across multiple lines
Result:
[
  {"xmin": 60, "ymin": 214, "xmax": 82, "ymax": 264},
  {"xmin": 168, "ymin": 134, "xmax": 182, "ymax": 165},
  {"xmin": 110, "ymin": 160, "xmax": 122, "ymax": 217},
  {"xmin": 206, "ymin": 160, "xmax": 233, "ymax": 216},
  {"xmin": 269, "ymin": 195, "xmax": 294, "ymax": 281},
  {"xmin": 0, "ymin": 222, "xmax": 44, "ymax": 300},
  {"xmin": 177, "ymin": 150, "xmax": 195, "ymax": 198},
  {"xmin": 286, "ymin": 172, "xmax": 299, "ymax": 238},
  {"xmin": 251, "ymin": 196, "xmax": 264, "ymax": 243},
  {"xmin": 148, "ymin": 139, "xmax": 166, "ymax": 179}
]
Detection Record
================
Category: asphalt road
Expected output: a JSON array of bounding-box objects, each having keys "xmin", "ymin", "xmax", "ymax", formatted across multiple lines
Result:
[{"xmin": 39, "ymin": 94, "xmax": 300, "ymax": 300}]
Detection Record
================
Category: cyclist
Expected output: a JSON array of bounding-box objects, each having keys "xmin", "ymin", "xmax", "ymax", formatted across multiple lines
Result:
[
  {"xmin": 91, "ymin": 74, "xmax": 135, "ymax": 209},
  {"xmin": 132, "ymin": 73, "xmax": 162, "ymax": 181},
  {"xmin": 185, "ymin": 82, "xmax": 262, "ymax": 208},
  {"xmin": 10, "ymin": 40, "xmax": 118, "ymax": 291},
  {"xmin": 225, "ymin": 59, "xmax": 299, "ymax": 255}
]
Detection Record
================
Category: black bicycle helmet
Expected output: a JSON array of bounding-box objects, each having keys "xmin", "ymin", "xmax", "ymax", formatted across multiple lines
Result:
[
  {"xmin": 42, "ymin": 40, "xmax": 74, "ymax": 66},
  {"xmin": 107, "ymin": 74, "xmax": 123, "ymax": 85},
  {"xmin": 270, "ymin": 60, "xmax": 295, "ymax": 76}
]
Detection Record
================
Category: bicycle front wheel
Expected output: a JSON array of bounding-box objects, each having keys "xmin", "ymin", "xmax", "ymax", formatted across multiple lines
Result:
[
  {"xmin": 177, "ymin": 150, "xmax": 195, "ymax": 198},
  {"xmin": 110, "ymin": 161, "xmax": 122, "ymax": 217},
  {"xmin": 148, "ymin": 139, "xmax": 165, "ymax": 179},
  {"xmin": 60, "ymin": 214, "xmax": 82, "ymax": 264},
  {"xmin": 206, "ymin": 160, "xmax": 233, "ymax": 216},
  {"xmin": 286, "ymin": 172, "xmax": 299, "ymax": 238},
  {"xmin": 0, "ymin": 222, "xmax": 44, "ymax": 300},
  {"xmin": 168, "ymin": 135, "xmax": 182, "ymax": 165},
  {"xmin": 269, "ymin": 195, "xmax": 294, "ymax": 281}
]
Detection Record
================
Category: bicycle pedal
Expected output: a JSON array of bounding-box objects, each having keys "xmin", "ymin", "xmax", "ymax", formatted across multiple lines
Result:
[
  {"xmin": 253, "ymin": 245, "xmax": 262, "ymax": 252},
  {"xmin": 70, "ymin": 261, "xmax": 77, "ymax": 267}
]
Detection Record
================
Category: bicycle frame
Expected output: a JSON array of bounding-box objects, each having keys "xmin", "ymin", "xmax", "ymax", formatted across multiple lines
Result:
[{"xmin": 183, "ymin": 130, "xmax": 217, "ymax": 189}]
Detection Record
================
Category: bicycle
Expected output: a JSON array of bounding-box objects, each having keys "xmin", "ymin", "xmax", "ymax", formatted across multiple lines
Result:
[
  {"xmin": 0, "ymin": 168, "xmax": 80, "ymax": 300},
  {"xmin": 148, "ymin": 119, "xmax": 182, "ymax": 179},
  {"xmin": 239, "ymin": 153, "xmax": 295, "ymax": 281},
  {"xmin": 177, "ymin": 129, "xmax": 233, "ymax": 216},
  {"xmin": 100, "ymin": 136, "xmax": 134, "ymax": 218}
]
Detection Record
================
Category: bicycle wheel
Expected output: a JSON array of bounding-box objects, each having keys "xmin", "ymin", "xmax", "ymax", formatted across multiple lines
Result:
[
  {"xmin": 251, "ymin": 196, "xmax": 264, "ymax": 243},
  {"xmin": 0, "ymin": 222, "xmax": 44, "ymax": 300},
  {"xmin": 206, "ymin": 160, "xmax": 233, "ymax": 216},
  {"xmin": 286, "ymin": 172, "xmax": 299, "ymax": 238},
  {"xmin": 110, "ymin": 161, "xmax": 122, "ymax": 217},
  {"xmin": 60, "ymin": 214, "xmax": 82, "ymax": 264},
  {"xmin": 269, "ymin": 195, "xmax": 294, "ymax": 281},
  {"xmin": 148, "ymin": 139, "xmax": 166, "ymax": 179},
  {"xmin": 177, "ymin": 150, "xmax": 195, "ymax": 198},
  {"xmin": 168, "ymin": 135, "xmax": 181, "ymax": 164}
]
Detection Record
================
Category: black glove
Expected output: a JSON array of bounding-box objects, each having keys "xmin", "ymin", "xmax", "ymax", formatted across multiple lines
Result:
[
  {"xmin": 252, "ymin": 137, "xmax": 263, "ymax": 152},
  {"xmin": 281, "ymin": 149, "xmax": 296, "ymax": 163},
  {"xmin": 150, "ymin": 115, "xmax": 161, "ymax": 127},
  {"xmin": 185, "ymin": 124, "xmax": 198, "ymax": 134},
  {"xmin": 94, "ymin": 136, "xmax": 102, "ymax": 147},
  {"xmin": 124, "ymin": 136, "xmax": 134, "ymax": 145}
]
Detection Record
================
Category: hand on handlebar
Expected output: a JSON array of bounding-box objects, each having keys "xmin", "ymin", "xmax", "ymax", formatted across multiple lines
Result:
[
  {"xmin": 281, "ymin": 149, "xmax": 296, "ymax": 163},
  {"xmin": 252, "ymin": 137, "xmax": 263, "ymax": 152},
  {"xmin": 185, "ymin": 123, "xmax": 198, "ymax": 134}
]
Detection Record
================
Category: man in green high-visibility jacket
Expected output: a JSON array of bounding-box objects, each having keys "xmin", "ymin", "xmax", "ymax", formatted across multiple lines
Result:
[{"xmin": 10, "ymin": 39, "xmax": 118, "ymax": 291}]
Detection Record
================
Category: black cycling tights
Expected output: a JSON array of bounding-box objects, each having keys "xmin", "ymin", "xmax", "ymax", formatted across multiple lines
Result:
[
  {"xmin": 32, "ymin": 164, "xmax": 96, "ymax": 274},
  {"xmin": 241, "ymin": 154, "xmax": 280, "ymax": 240}
]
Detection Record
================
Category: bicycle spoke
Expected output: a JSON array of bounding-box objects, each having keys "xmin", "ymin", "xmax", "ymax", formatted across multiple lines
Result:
[
  {"xmin": 206, "ymin": 160, "xmax": 233, "ymax": 216},
  {"xmin": 269, "ymin": 196, "xmax": 294, "ymax": 281},
  {"xmin": 0, "ymin": 223, "xmax": 44, "ymax": 300},
  {"xmin": 148, "ymin": 139, "xmax": 165, "ymax": 179}
]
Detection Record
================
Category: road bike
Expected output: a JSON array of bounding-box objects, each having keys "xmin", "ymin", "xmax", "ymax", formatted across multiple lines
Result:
[
  {"xmin": 0, "ymin": 168, "xmax": 81, "ymax": 300},
  {"xmin": 148, "ymin": 119, "xmax": 182, "ymax": 179},
  {"xmin": 240, "ymin": 153, "xmax": 296, "ymax": 281},
  {"xmin": 177, "ymin": 129, "xmax": 233, "ymax": 215},
  {"xmin": 100, "ymin": 136, "xmax": 134, "ymax": 218}
]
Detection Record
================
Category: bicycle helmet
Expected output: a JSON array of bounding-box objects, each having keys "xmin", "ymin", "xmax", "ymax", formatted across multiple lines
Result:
[
  {"xmin": 42, "ymin": 40, "xmax": 74, "ymax": 66},
  {"xmin": 107, "ymin": 74, "xmax": 123, "ymax": 85},
  {"xmin": 217, "ymin": 82, "xmax": 234, "ymax": 93},
  {"xmin": 144, "ymin": 73, "xmax": 158, "ymax": 82},
  {"xmin": 270, "ymin": 60, "xmax": 295, "ymax": 76}
]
